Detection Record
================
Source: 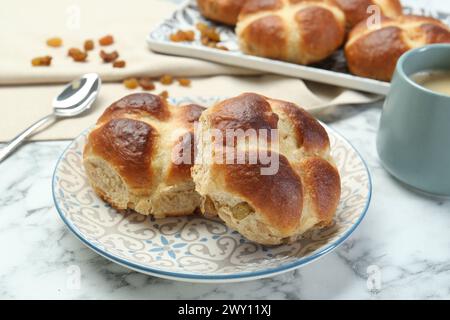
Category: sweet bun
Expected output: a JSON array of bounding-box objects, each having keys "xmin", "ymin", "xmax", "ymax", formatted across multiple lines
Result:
[
  {"xmin": 236, "ymin": 0, "xmax": 346, "ymax": 65},
  {"xmin": 192, "ymin": 93, "xmax": 341, "ymax": 245},
  {"xmin": 197, "ymin": 0, "xmax": 246, "ymax": 26},
  {"xmin": 345, "ymin": 15, "xmax": 450, "ymax": 81},
  {"xmin": 83, "ymin": 93, "xmax": 204, "ymax": 218},
  {"xmin": 334, "ymin": 0, "xmax": 403, "ymax": 29}
]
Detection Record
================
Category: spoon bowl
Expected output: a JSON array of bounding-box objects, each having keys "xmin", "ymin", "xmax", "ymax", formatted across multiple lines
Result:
[
  {"xmin": 0, "ymin": 73, "xmax": 101, "ymax": 163},
  {"xmin": 53, "ymin": 73, "xmax": 101, "ymax": 117}
]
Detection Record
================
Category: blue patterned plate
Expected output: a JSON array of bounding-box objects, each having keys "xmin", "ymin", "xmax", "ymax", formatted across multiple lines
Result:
[{"xmin": 52, "ymin": 96, "xmax": 372, "ymax": 283}]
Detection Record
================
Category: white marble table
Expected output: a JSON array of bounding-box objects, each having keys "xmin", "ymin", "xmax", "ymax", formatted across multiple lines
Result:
[
  {"xmin": 1, "ymin": 101, "xmax": 449, "ymax": 299},
  {"xmin": 0, "ymin": 0, "xmax": 449, "ymax": 300}
]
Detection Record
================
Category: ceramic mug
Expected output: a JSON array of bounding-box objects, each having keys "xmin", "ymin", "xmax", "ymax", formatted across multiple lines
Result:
[{"xmin": 377, "ymin": 44, "xmax": 450, "ymax": 197}]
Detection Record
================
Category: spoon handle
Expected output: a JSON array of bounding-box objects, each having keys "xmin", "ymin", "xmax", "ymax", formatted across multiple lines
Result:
[{"xmin": 0, "ymin": 114, "xmax": 56, "ymax": 163}]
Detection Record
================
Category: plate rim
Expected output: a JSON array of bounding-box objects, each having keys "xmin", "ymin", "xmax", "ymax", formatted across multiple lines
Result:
[{"xmin": 52, "ymin": 116, "xmax": 372, "ymax": 283}]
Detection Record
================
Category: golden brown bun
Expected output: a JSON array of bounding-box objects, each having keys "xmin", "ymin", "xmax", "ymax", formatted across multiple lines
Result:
[
  {"xmin": 197, "ymin": 0, "xmax": 246, "ymax": 26},
  {"xmin": 236, "ymin": 0, "xmax": 346, "ymax": 65},
  {"xmin": 334, "ymin": 0, "xmax": 403, "ymax": 29},
  {"xmin": 345, "ymin": 15, "xmax": 450, "ymax": 81},
  {"xmin": 192, "ymin": 93, "xmax": 341, "ymax": 245},
  {"xmin": 83, "ymin": 93, "xmax": 204, "ymax": 218}
]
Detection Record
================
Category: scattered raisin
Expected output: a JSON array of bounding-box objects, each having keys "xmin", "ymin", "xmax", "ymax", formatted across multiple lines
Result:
[
  {"xmin": 204, "ymin": 28, "xmax": 220, "ymax": 42},
  {"xmin": 84, "ymin": 39, "xmax": 94, "ymax": 51},
  {"xmin": 196, "ymin": 23, "xmax": 222, "ymax": 48},
  {"xmin": 169, "ymin": 30, "xmax": 195, "ymax": 42},
  {"xmin": 46, "ymin": 37, "xmax": 62, "ymax": 48},
  {"xmin": 123, "ymin": 78, "xmax": 139, "ymax": 89},
  {"xmin": 100, "ymin": 50, "xmax": 119, "ymax": 63},
  {"xmin": 99, "ymin": 35, "xmax": 114, "ymax": 46},
  {"xmin": 201, "ymin": 36, "xmax": 209, "ymax": 46},
  {"xmin": 215, "ymin": 45, "xmax": 228, "ymax": 51},
  {"xmin": 160, "ymin": 74, "xmax": 173, "ymax": 85},
  {"xmin": 138, "ymin": 77, "xmax": 155, "ymax": 91},
  {"xmin": 196, "ymin": 23, "xmax": 220, "ymax": 42},
  {"xmin": 68, "ymin": 48, "xmax": 87, "ymax": 62},
  {"xmin": 31, "ymin": 56, "xmax": 52, "ymax": 66},
  {"xmin": 68, "ymin": 48, "xmax": 78, "ymax": 56},
  {"xmin": 177, "ymin": 78, "xmax": 191, "ymax": 87},
  {"xmin": 159, "ymin": 90, "xmax": 169, "ymax": 99},
  {"xmin": 113, "ymin": 60, "xmax": 126, "ymax": 68},
  {"xmin": 196, "ymin": 23, "xmax": 208, "ymax": 33}
]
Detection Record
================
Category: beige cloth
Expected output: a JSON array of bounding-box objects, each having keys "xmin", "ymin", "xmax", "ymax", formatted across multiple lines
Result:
[
  {"xmin": 0, "ymin": 0, "xmax": 257, "ymax": 85},
  {"xmin": 0, "ymin": 0, "xmax": 381, "ymax": 142},
  {"xmin": 0, "ymin": 75, "xmax": 380, "ymax": 141}
]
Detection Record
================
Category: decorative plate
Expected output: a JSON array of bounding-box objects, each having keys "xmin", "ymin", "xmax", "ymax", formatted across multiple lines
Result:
[
  {"xmin": 52, "ymin": 96, "xmax": 372, "ymax": 283},
  {"xmin": 147, "ymin": 0, "xmax": 450, "ymax": 95}
]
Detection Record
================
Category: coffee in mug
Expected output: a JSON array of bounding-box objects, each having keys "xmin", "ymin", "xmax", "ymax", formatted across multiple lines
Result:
[{"xmin": 410, "ymin": 70, "xmax": 450, "ymax": 96}]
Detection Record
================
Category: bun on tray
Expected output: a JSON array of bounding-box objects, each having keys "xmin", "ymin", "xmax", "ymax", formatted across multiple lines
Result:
[
  {"xmin": 83, "ymin": 93, "xmax": 204, "ymax": 218},
  {"xmin": 192, "ymin": 93, "xmax": 341, "ymax": 245},
  {"xmin": 345, "ymin": 15, "xmax": 450, "ymax": 81},
  {"xmin": 236, "ymin": 0, "xmax": 346, "ymax": 65},
  {"xmin": 197, "ymin": 0, "xmax": 246, "ymax": 26},
  {"xmin": 334, "ymin": 0, "xmax": 403, "ymax": 29}
]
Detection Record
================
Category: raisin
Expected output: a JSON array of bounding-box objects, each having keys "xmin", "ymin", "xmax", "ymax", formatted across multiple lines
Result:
[
  {"xmin": 113, "ymin": 60, "xmax": 126, "ymax": 68},
  {"xmin": 215, "ymin": 44, "xmax": 228, "ymax": 51},
  {"xmin": 138, "ymin": 78, "xmax": 155, "ymax": 91},
  {"xmin": 201, "ymin": 36, "xmax": 209, "ymax": 46},
  {"xmin": 84, "ymin": 39, "xmax": 94, "ymax": 51},
  {"xmin": 204, "ymin": 28, "xmax": 220, "ymax": 42},
  {"xmin": 68, "ymin": 48, "xmax": 78, "ymax": 56},
  {"xmin": 73, "ymin": 52, "xmax": 87, "ymax": 62},
  {"xmin": 231, "ymin": 202, "xmax": 253, "ymax": 220},
  {"xmin": 169, "ymin": 30, "xmax": 195, "ymax": 42},
  {"xmin": 177, "ymin": 78, "xmax": 191, "ymax": 87},
  {"xmin": 99, "ymin": 35, "xmax": 114, "ymax": 46},
  {"xmin": 196, "ymin": 22, "xmax": 208, "ymax": 33},
  {"xmin": 46, "ymin": 37, "xmax": 62, "ymax": 48},
  {"xmin": 123, "ymin": 78, "xmax": 139, "ymax": 89},
  {"xmin": 196, "ymin": 23, "xmax": 220, "ymax": 42},
  {"xmin": 160, "ymin": 74, "xmax": 173, "ymax": 85},
  {"xmin": 31, "ymin": 56, "xmax": 52, "ymax": 66},
  {"xmin": 196, "ymin": 23, "xmax": 221, "ymax": 48},
  {"xmin": 100, "ymin": 50, "xmax": 119, "ymax": 63},
  {"xmin": 159, "ymin": 90, "xmax": 169, "ymax": 99},
  {"xmin": 68, "ymin": 48, "xmax": 87, "ymax": 62},
  {"xmin": 202, "ymin": 196, "xmax": 217, "ymax": 217}
]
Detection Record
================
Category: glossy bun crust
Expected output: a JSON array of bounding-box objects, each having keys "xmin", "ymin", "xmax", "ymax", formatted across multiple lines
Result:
[
  {"xmin": 83, "ymin": 93, "xmax": 204, "ymax": 218},
  {"xmin": 334, "ymin": 0, "xmax": 402, "ymax": 28},
  {"xmin": 345, "ymin": 15, "xmax": 450, "ymax": 81},
  {"xmin": 192, "ymin": 93, "xmax": 341, "ymax": 245},
  {"xmin": 236, "ymin": 0, "xmax": 346, "ymax": 65},
  {"xmin": 197, "ymin": 0, "xmax": 247, "ymax": 26}
]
